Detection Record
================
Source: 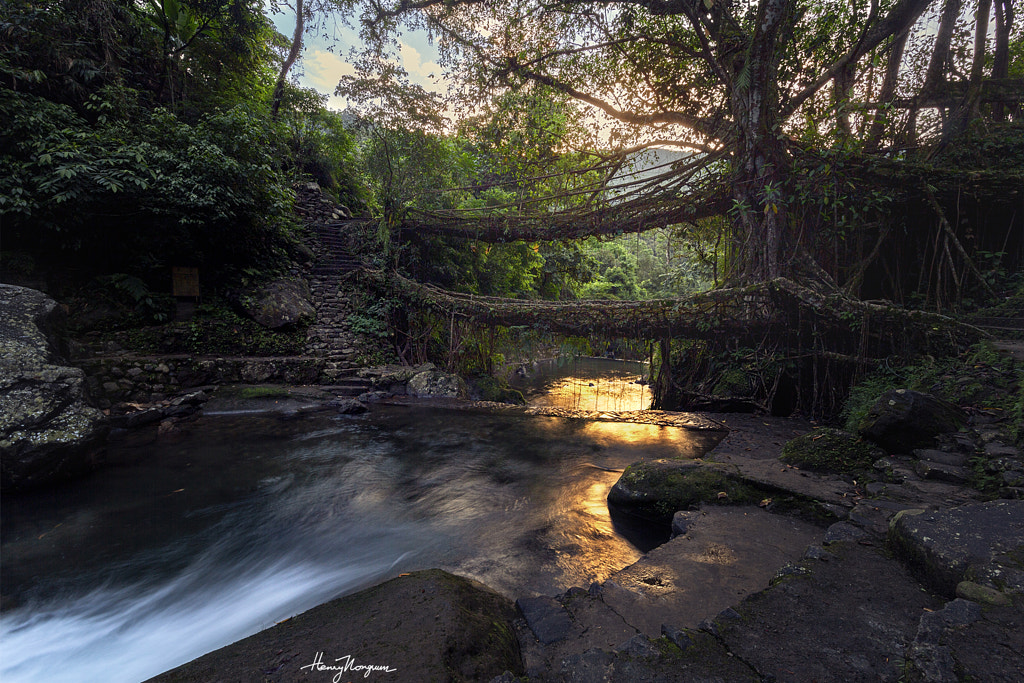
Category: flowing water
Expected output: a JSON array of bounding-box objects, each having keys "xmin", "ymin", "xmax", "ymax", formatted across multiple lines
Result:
[
  {"xmin": 1, "ymin": 363, "xmax": 719, "ymax": 683},
  {"xmin": 511, "ymin": 356, "xmax": 652, "ymax": 411}
]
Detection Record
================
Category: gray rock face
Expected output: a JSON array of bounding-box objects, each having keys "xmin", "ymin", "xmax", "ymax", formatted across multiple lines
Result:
[
  {"xmin": 149, "ymin": 569, "xmax": 523, "ymax": 682},
  {"xmin": 1, "ymin": 285, "xmax": 107, "ymax": 490},
  {"xmin": 888, "ymin": 501, "xmax": 1024, "ymax": 597},
  {"xmin": 407, "ymin": 369, "xmax": 467, "ymax": 398},
  {"xmin": 517, "ymin": 595, "xmax": 573, "ymax": 644},
  {"xmin": 239, "ymin": 278, "xmax": 315, "ymax": 329},
  {"xmin": 858, "ymin": 389, "xmax": 966, "ymax": 453}
]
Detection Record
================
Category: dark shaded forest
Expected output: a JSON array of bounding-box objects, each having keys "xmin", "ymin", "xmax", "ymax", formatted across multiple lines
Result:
[{"xmin": 2, "ymin": 0, "xmax": 1023, "ymax": 415}]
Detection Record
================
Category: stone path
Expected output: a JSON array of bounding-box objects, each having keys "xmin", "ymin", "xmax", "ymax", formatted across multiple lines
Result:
[
  {"xmin": 296, "ymin": 183, "xmax": 373, "ymax": 388},
  {"xmin": 509, "ymin": 410, "xmax": 1024, "ymax": 682}
]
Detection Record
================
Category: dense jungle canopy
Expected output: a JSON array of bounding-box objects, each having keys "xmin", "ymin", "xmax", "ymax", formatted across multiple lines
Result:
[{"xmin": 1, "ymin": 0, "xmax": 1022, "ymax": 413}]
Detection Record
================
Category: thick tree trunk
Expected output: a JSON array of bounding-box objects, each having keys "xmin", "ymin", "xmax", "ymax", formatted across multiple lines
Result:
[
  {"xmin": 729, "ymin": 0, "xmax": 793, "ymax": 283},
  {"xmin": 271, "ymin": 0, "xmax": 305, "ymax": 119},
  {"xmin": 866, "ymin": 29, "xmax": 910, "ymax": 152},
  {"xmin": 992, "ymin": 0, "xmax": 1015, "ymax": 120},
  {"xmin": 946, "ymin": 0, "xmax": 992, "ymax": 139},
  {"xmin": 906, "ymin": 0, "xmax": 963, "ymax": 144}
]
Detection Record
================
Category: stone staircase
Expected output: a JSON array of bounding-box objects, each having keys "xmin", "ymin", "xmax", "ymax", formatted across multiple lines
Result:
[
  {"xmin": 296, "ymin": 183, "xmax": 373, "ymax": 386},
  {"xmin": 311, "ymin": 223, "xmax": 363, "ymax": 277}
]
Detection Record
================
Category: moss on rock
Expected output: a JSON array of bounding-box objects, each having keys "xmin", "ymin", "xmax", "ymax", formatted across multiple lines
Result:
[
  {"xmin": 780, "ymin": 427, "xmax": 884, "ymax": 474},
  {"xmin": 472, "ymin": 375, "xmax": 526, "ymax": 405},
  {"xmin": 608, "ymin": 460, "xmax": 760, "ymax": 522}
]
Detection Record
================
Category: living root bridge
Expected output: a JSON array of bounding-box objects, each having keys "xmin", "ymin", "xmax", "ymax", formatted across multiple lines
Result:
[
  {"xmin": 360, "ymin": 269, "xmax": 983, "ymax": 353},
  {"xmin": 397, "ymin": 192, "xmax": 731, "ymax": 243}
]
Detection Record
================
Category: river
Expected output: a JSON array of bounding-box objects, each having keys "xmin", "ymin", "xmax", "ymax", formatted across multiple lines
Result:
[{"xmin": 0, "ymin": 361, "xmax": 719, "ymax": 683}]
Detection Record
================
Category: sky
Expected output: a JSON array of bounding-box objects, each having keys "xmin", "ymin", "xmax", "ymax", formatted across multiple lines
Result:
[{"xmin": 266, "ymin": 7, "xmax": 446, "ymax": 112}]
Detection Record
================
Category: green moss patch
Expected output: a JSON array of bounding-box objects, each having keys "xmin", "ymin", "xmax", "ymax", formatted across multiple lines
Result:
[
  {"xmin": 780, "ymin": 427, "xmax": 883, "ymax": 474},
  {"xmin": 609, "ymin": 460, "xmax": 761, "ymax": 522},
  {"xmin": 471, "ymin": 375, "xmax": 526, "ymax": 405}
]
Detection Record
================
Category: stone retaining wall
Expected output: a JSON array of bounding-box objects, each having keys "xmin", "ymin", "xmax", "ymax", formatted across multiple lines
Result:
[{"xmin": 78, "ymin": 355, "xmax": 325, "ymax": 408}]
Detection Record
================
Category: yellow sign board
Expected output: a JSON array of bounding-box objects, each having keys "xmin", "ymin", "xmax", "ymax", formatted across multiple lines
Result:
[{"xmin": 172, "ymin": 267, "xmax": 200, "ymax": 297}]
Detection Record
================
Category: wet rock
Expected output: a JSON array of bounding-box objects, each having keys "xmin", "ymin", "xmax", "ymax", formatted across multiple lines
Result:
[
  {"xmin": 914, "ymin": 460, "xmax": 971, "ymax": 484},
  {"xmin": 109, "ymin": 406, "xmax": 165, "ymax": 429},
  {"xmin": 660, "ymin": 624, "xmax": 692, "ymax": 651},
  {"xmin": 670, "ymin": 510, "xmax": 702, "ymax": 537},
  {"xmin": 823, "ymin": 521, "xmax": 868, "ymax": 545},
  {"xmin": 517, "ymin": 595, "xmax": 573, "ymax": 644},
  {"xmin": 407, "ymin": 369, "xmax": 467, "ymax": 399},
  {"xmin": 357, "ymin": 363, "xmax": 434, "ymax": 388},
  {"xmin": 915, "ymin": 598, "xmax": 982, "ymax": 644},
  {"xmin": 804, "ymin": 544, "xmax": 834, "ymax": 561},
  {"xmin": 909, "ymin": 642, "xmax": 958, "ymax": 683},
  {"xmin": 955, "ymin": 581, "xmax": 1012, "ymax": 607},
  {"xmin": 615, "ymin": 634, "xmax": 659, "ymax": 658},
  {"xmin": 857, "ymin": 389, "xmax": 966, "ymax": 453},
  {"xmin": 238, "ymin": 278, "xmax": 315, "ymax": 329},
  {"xmin": 888, "ymin": 500, "xmax": 1024, "ymax": 596},
  {"xmin": 332, "ymin": 398, "xmax": 367, "ymax": 414},
  {"xmin": 985, "ymin": 442, "xmax": 1022, "ymax": 458},
  {"xmin": 608, "ymin": 460, "xmax": 755, "ymax": 523},
  {"xmin": 558, "ymin": 649, "xmax": 613, "ymax": 683},
  {"xmin": 913, "ymin": 448, "xmax": 968, "ymax": 467},
  {"xmin": 150, "ymin": 569, "xmax": 522, "ymax": 682},
  {"xmin": 1, "ymin": 285, "xmax": 108, "ymax": 491}
]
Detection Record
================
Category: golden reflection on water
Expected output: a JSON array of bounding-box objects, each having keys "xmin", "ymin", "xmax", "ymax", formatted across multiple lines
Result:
[
  {"xmin": 530, "ymin": 375, "xmax": 651, "ymax": 412},
  {"xmin": 548, "ymin": 468, "xmax": 645, "ymax": 587}
]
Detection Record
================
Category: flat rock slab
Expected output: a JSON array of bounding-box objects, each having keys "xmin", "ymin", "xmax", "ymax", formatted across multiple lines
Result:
[
  {"xmin": 717, "ymin": 543, "xmax": 943, "ymax": 683},
  {"xmin": 147, "ymin": 569, "xmax": 522, "ymax": 683},
  {"xmin": 889, "ymin": 500, "xmax": 1024, "ymax": 596},
  {"xmin": 697, "ymin": 413, "xmax": 859, "ymax": 509},
  {"xmin": 517, "ymin": 596, "xmax": 574, "ymax": 644},
  {"xmin": 935, "ymin": 602, "xmax": 1024, "ymax": 682},
  {"xmin": 600, "ymin": 506, "xmax": 823, "ymax": 635}
]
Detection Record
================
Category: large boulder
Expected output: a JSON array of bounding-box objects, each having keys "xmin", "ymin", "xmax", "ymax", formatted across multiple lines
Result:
[
  {"xmin": 857, "ymin": 389, "xmax": 966, "ymax": 454},
  {"xmin": 407, "ymin": 368, "xmax": 467, "ymax": 398},
  {"xmin": 1, "ymin": 285, "xmax": 108, "ymax": 490},
  {"xmin": 607, "ymin": 460, "xmax": 759, "ymax": 523},
  {"xmin": 147, "ymin": 569, "xmax": 523, "ymax": 682},
  {"xmin": 239, "ymin": 278, "xmax": 315, "ymax": 329}
]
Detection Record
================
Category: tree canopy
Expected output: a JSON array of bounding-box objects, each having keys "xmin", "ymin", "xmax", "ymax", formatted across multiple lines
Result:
[{"xmin": 345, "ymin": 0, "xmax": 1021, "ymax": 290}]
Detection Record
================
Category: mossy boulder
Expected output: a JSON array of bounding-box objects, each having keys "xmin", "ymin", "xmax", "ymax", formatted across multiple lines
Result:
[
  {"xmin": 1, "ymin": 285, "xmax": 108, "ymax": 490},
  {"xmin": 407, "ymin": 369, "xmax": 467, "ymax": 398},
  {"xmin": 608, "ymin": 460, "xmax": 759, "ymax": 523},
  {"xmin": 780, "ymin": 427, "xmax": 884, "ymax": 474},
  {"xmin": 857, "ymin": 389, "xmax": 966, "ymax": 454},
  {"xmin": 238, "ymin": 278, "xmax": 315, "ymax": 329}
]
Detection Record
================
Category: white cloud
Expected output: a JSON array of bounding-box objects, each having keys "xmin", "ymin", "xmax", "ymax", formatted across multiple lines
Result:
[
  {"xmin": 398, "ymin": 40, "xmax": 442, "ymax": 85},
  {"xmin": 301, "ymin": 49, "xmax": 357, "ymax": 94}
]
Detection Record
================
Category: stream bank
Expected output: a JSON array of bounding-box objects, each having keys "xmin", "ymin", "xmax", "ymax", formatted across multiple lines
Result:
[{"xmin": 148, "ymin": 402, "xmax": 1023, "ymax": 683}]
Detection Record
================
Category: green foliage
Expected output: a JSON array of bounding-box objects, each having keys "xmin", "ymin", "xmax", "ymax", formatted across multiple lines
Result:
[
  {"xmin": 102, "ymin": 273, "xmax": 174, "ymax": 323},
  {"xmin": 278, "ymin": 86, "xmax": 371, "ymax": 209},
  {"xmin": 347, "ymin": 299, "xmax": 393, "ymax": 339},
  {"xmin": 0, "ymin": 88, "xmax": 293, "ymax": 269},
  {"xmin": 116, "ymin": 299, "xmax": 307, "ymax": 356},
  {"xmin": 842, "ymin": 343, "xmax": 1023, "ymax": 434}
]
